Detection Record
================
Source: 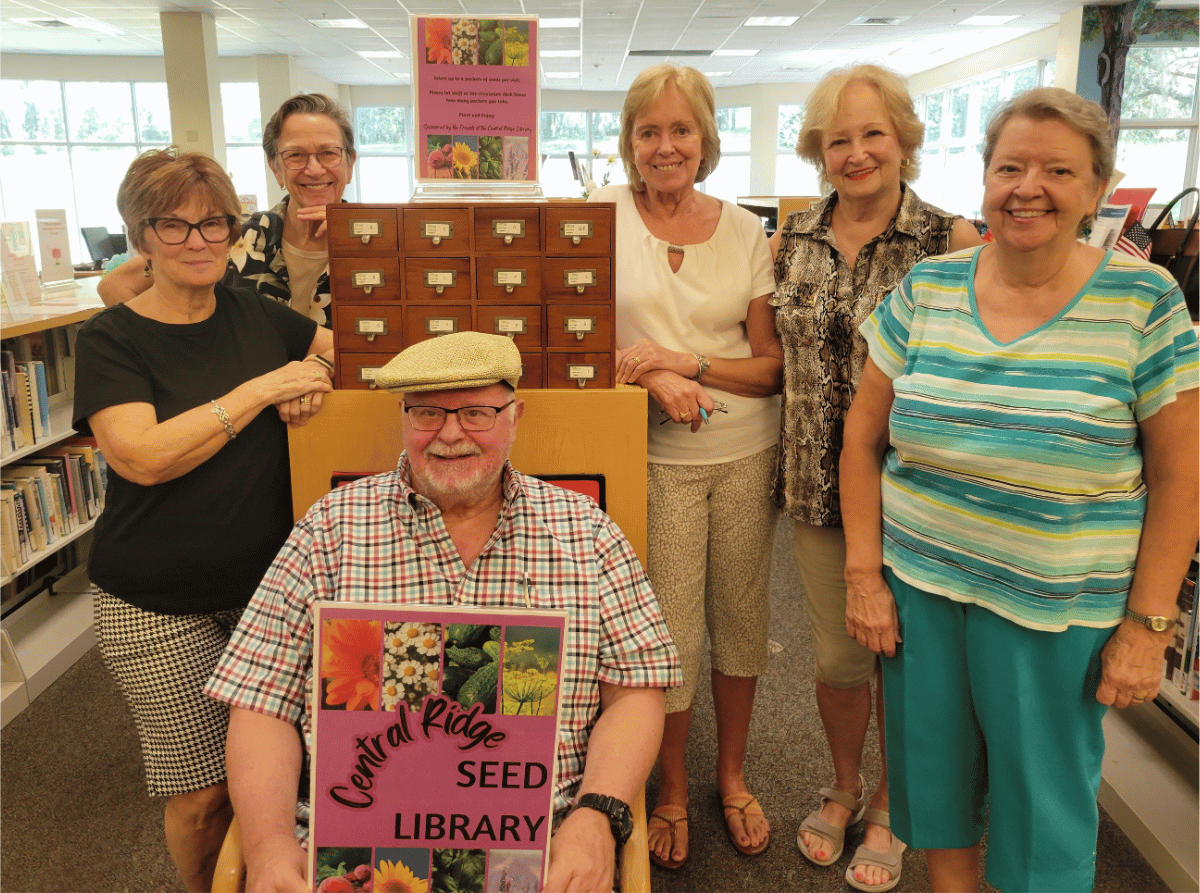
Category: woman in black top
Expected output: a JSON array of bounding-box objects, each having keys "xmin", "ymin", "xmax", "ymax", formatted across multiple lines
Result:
[{"xmin": 72, "ymin": 148, "xmax": 333, "ymax": 892}]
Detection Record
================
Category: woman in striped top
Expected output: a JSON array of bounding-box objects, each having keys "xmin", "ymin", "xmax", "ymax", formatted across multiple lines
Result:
[{"xmin": 841, "ymin": 87, "xmax": 1198, "ymax": 893}]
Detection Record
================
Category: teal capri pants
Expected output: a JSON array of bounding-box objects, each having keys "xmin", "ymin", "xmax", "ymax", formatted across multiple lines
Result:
[{"xmin": 880, "ymin": 569, "xmax": 1112, "ymax": 893}]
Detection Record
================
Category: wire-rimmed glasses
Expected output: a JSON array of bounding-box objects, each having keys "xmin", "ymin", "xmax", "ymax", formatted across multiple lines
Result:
[{"xmin": 277, "ymin": 147, "xmax": 346, "ymax": 170}]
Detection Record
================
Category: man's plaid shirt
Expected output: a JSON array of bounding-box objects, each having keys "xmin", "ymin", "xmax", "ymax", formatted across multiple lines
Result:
[{"xmin": 206, "ymin": 455, "xmax": 681, "ymax": 823}]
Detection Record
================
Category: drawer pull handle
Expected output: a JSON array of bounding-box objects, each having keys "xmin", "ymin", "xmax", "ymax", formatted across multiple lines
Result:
[
  {"xmin": 504, "ymin": 234, "xmax": 514, "ymax": 245},
  {"xmin": 350, "ymin": 219, "xmax": 382, "ymax": 246},
  {"xmin": 431, "ymin": 235, "xmax": 442, "ymax": 246}
]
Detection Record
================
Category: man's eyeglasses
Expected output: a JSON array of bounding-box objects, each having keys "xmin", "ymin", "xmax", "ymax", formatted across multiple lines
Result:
[
  {"xmin": 143, "ymin": 215, "xmax": 235, "ymax": 245},
  {"xmin": 277, "ymin": 147, "xmax": 346, "ymax": 170},
  {"xmin": 404, "ymin": 401, "xmax": 515, "ymax": 432}
]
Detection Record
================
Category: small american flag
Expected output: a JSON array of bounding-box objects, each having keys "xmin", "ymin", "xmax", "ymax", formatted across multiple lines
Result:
[{"xmin": 1115, "ymin": 221, "xmax": 1153, "ymax": 261}]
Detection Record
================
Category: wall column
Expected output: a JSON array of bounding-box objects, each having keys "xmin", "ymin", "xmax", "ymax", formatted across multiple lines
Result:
[
  {"xmin": 1055, "ymin": 5, "xmax": 1085, "ymax": 92},
  {"xmin": 255, "ymin": 54, "xmax": 301, "ymax": 206},
  {"xmin": 160, "ymin": 11, "xmax": 226, "ymax": 163}
]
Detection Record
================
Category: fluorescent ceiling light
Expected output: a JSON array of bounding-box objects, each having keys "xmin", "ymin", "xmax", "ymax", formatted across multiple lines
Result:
[
  {"xmin": 359, "ymin": 50, "xmax": 403, "ymax": 59},
  {"xmin": 703, "ymin": 71, "xmax": 732, "ymax": 77},
  {"xmin": 541, "ymin": 50, "xmax": 581, "ymax": 57},
  {"xmin": 13, "ymin": 16, "xmax": 125, "ymax": 36},
  {"xmin": 545, "ymin": 71, "xmax": 580, "ymax": 78},
  {"xmin": 744, "ymin": 16, "xmax": 798, "ymax": 27},
  {"xmin": 958, "ymin": 15, "xmax": 1020, "ymax": 26},
  {"xmin": 309, "ymin": 18, "xmax": 368, "ymax": 29},
  {"xmin": 540, "ymin": 18, "xmax": 581, "ymax": 28},
  {"xmin": 713, "ymin": 49, "xmax": 758, "ymax": 57}
]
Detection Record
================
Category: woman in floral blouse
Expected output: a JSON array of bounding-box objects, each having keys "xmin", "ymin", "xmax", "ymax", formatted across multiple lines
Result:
[{"xmin": 97, "ymin": 93, "xmax": 356, "ymax": 328}]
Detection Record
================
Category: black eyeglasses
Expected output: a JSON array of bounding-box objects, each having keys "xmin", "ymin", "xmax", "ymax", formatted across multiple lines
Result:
[
  {"xmin": 143, "ymin": 215, "xmax": 234, "ymax": 245},
  {"xmin": 404, "ymin": 400, "xmax": 515, "ymax": 432},
  {"xmin": 277, "ymin": 147, "xmax": 346, "ymax": 170}
]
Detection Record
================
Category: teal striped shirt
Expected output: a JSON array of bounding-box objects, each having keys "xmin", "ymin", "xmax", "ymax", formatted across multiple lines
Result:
[{"xmin": 861, "ymin": 247, "xmax": 1199, "ymax": 631}]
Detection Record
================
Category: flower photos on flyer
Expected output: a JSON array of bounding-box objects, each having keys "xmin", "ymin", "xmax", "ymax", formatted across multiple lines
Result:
[
  {"xmin": 310, "ymin": 603, "xmax": 567, "ymax": 893},
  {"xmin": 412, "ymin": 16, "xmax": 539, "ymax": 183}
]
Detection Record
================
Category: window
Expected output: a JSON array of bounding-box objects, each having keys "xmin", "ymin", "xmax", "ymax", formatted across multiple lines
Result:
[
  {"xmin": 1115, "ymin": 45, "xmax": 1199, "ymax": 219},
  {"xmin": 701, "ymin": 106, "xmax": 751, "ymax": 202},
  {"xmin": 914, "ymin": 61, "xmax": 1053, "ymax": 218},
  {"xmin": 775, "ymin": 103, "xmax": 821, "ymax": 196},
  {"xmin": 0, "ymin": 80, "xmax": 170, "ymax": 261},
  {"xmin": 353, "ymin": 106, "xmax": 412, "ymax": 202},
  {"xmin": 538, "ymin": 110, "xmax": 628, "ymax": 198},
  {"xmin": 222, "ymin": 83, "xmax": 266, "ymax": 209}
]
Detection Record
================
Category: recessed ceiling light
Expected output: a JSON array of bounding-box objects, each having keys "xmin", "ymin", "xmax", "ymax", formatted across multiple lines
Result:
[
  {"xmin": 958, "ymin": 15, "xmax": 1020, "ymax": 26},
  {"xmin": 744, "ymin": 16, "xmax": 798, "ymax": 27},
  {"xmin": 852, "ymin": 16, "xmax": 910, "ymax": 26},
  {"xmin": 541, "ymin": 50, "xmax": 581, "ymax": 58},
  {"xmin": 359, "ymin": 50, "xmax": 403, "ymax": 59},
  {"xmin": 713, "ymin": 49, "xmax": 758, "ymax": 57},
  {"xmin": 540, "ymin": 18, "xmax": 581, "ymax": 28},
  {"xmin": 703, "ymin": 71, "xmax": 733, "ymax": 77},
  {"xmin": 545, "ymin": 71, "xmax": 580, "ymax": 78},
  {"xmin": 309, "ymin": 18, "xmax": 368, "ymax": 29}
]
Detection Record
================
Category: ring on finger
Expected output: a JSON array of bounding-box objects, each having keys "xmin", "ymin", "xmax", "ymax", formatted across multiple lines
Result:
[
  {"xmin": 631, "ymin": 356, "xmax": 642, "ymax": 365},
  {"xmin": 679, "ymin": 412, "xmax": 691, "ymax": 421},
  {"xmin": 300, "ymin": 396, "xmax": 312, "ymax": 405}
]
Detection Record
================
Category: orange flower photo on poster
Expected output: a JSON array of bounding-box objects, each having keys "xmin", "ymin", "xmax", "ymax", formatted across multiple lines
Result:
[
  {"xmin": 320, "ymin": 618, "xmax": 382, "ymax": 711},
  {"xmin": 425, "ymin": 18, "xmax": 453, "ymax": 64}
]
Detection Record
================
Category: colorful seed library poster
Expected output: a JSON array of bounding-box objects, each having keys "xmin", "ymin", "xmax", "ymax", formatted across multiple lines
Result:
[
  {"xmin": 412, "ymin": 16, "xmax": 538, "ymax": 183},
  {"xmin": 310, "ymin": 603, "xmax": 567, "ymax": 893}
]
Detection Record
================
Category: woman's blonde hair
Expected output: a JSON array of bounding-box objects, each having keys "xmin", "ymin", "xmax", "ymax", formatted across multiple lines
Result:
[
  {"xmin": 117, "ymin": 148, "xmax": 242, "ymax": 253},
  {"xmin": 619, "ymin": 63, "xmax": 720, "ymax": 191},
  {"xmin": 796, "ymin": 64, "xmax": 924, "ymax": 194}
]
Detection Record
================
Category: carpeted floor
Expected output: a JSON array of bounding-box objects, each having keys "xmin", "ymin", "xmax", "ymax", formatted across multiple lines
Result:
[{"xmin": 1, "ymin": 518, "xmax": 1172, "ymax": 892}]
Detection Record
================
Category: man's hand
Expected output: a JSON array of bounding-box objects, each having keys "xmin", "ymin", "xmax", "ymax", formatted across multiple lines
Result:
[
  {"xmin": 543, "ymin": 807, "xmax": 615, "ymax": 893},
  {"xmin": 243, "ymin": 832, "xmax": 308, "ymax": 893}
]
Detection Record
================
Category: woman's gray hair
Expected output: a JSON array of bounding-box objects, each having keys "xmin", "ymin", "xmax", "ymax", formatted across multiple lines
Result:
[
  {"xmin": 619, "ymin": 63, "xmax": 720, "ymax": 191},
  {"xmin": 796, "ymin": 64, "xmax": 924, "ymax": 194},
  {"xmin": 262, "ymin": 93, "xmax": 356, "ymax": 165},
  {"xmin": 983, "ymin": 87, "xmax": 1114, "ymax": 182}
]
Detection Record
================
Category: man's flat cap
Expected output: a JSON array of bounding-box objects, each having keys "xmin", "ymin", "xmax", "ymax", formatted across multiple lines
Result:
[{"xmin": 375, "ymin": 331, "xmax": 522, "ymax": 393}]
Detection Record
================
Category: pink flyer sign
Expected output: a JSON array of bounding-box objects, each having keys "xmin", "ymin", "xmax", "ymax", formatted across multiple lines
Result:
[
  {"xmin": 310, "ymin": 603, "xmax": 566, "ymax": 893},
  {"xmin": 413, "ymin": 16, "xmax": 539, "ymax": 183}
]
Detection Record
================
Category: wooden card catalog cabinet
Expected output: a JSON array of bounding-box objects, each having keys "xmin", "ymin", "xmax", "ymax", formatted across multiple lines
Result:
[{"xmin": 328, "ymin": 202, "xmax": 615, "ymax": 389}]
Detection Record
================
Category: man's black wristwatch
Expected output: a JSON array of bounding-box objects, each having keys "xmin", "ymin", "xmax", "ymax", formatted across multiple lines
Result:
[{"xmin": 574, "ymin": 793, "xmax": 634, "ymax": 847}]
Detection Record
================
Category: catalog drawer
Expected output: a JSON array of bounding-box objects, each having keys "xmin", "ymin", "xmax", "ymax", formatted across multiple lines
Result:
[
  {"xmin": 475, "ymin": 255, "xmax": 542, "ymax": 303},
  {"xmin": 404, "ymin": 304, "xmax": 472, "ymax": 344},
  {"xmin": 545, "ymin": 352, "xmax": 613, "ymax": 389},
  {"xmin": 404, "ymin": 257, "xmax": 472, "ymax": 302},
  {"xmin": 329, "ymin": 256, "xmax": 401, "ymax": 302},
  {"xmin": 545, "ymin": 304, "xmax": 612, "ymax": 351},
  {"xmin": 337, "ymin": 351, "xmax": 399, "ymax": 390},
  {"xmin": 476, "ymin": 304, "xmax": 543, "ymax": 351},
  {"xmin": 543, "ymin": 257, "xmax": 611, "ymax": 302},
  {"xmin": 544, "ymin": 205, "xmax": 614, "ymax": 254},
  {"xmin": 327, "ymin": 205, "xmax": 399, "ymax": 254},
  {"xmin": 334, "ymin": 305, "xmax": 406, "ymax": 353},
  {"xmin": 474, "ymin": 206, "xmax": 541, "ymax": 254},
  {"xmin": 402, "ymin": 207, "xmax": 472, "ymax": 254}
]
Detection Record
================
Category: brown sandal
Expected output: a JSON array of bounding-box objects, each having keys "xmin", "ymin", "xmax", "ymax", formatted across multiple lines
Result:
[
  {"xmin": 722, "ymin": 794, "xmax": 771, "ymax": 856},
  {"xmin": 647, "ymin": 805, "xmax": 689, "ymax": 870}
]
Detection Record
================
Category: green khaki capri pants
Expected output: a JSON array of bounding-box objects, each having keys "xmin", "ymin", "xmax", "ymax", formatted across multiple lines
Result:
[{"xmin": 647, "ymin": 445, "xmax": 778, "ymax": 713}]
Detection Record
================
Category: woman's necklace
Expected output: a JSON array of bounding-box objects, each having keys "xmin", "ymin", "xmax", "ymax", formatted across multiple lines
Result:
[{"xmin": 667, "ymin": 244, "xmax": 685, "ymax": 256}]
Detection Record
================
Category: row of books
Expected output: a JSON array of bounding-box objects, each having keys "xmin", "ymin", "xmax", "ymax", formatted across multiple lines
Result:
[
  {"xmin": 0, "ymin": 438, "xmax": 107, "ymax": 576},
  {"xmin": 1163, "ymin": 559, "xmax": 1199, "ymax": 701},
  {"xmin": 1, "ymin": 351, "xmax": 52, "ymax": 456}
]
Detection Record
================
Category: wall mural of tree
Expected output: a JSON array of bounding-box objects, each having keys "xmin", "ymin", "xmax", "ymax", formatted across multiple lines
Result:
[{"xmin": 1084, "ymin": 1, "xmax": 1199, "ymax": 141}]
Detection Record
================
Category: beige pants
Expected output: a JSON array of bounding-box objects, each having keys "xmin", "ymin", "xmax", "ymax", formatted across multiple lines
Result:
[
  {"xmin": 648, "ymin": 446, "xmax": 778, "ymax": 713},
  {"xmin": 791, "ymin": 520, "xmax": 878, "ymax": 688}
]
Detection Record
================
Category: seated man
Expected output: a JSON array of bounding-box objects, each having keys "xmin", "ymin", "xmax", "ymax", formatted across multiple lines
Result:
[{"xmin": 205, "ymin": 331, "xmax": 681, "ymax": 893}]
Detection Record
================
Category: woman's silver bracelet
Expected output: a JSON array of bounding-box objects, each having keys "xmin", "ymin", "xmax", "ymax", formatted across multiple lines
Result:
[{"xmin": 210, "ymin": 400, "xmax": 237, "ymax": 439}]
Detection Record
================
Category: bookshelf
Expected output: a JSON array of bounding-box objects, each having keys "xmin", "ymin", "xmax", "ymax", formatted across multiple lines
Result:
[{"xmin": 0, "ymin": 278, "xmax": 105, "ymax": 728}]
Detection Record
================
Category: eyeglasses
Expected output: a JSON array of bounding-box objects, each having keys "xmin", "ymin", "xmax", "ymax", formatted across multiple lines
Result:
[
  {"xmin": 142, "ymin": 215, "xmax": 235, "ymax": 245},
  {"xmin": 404, "ymin": 400, "xmax": 515, "ymax": 432},
  {"xmin": 277, "ymin": 147, "xmax": 346, "ymax": 170}
]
